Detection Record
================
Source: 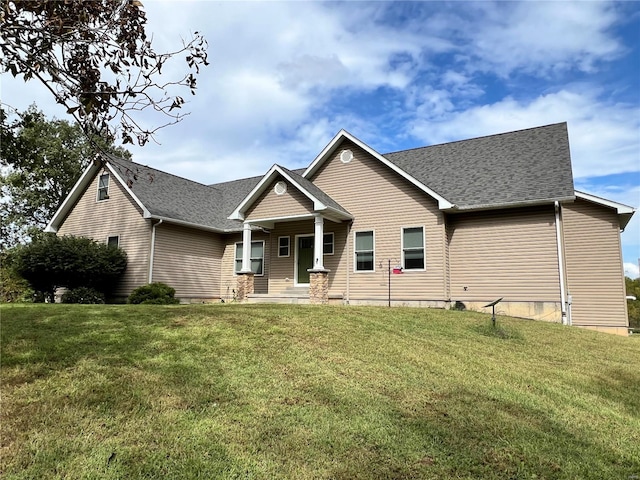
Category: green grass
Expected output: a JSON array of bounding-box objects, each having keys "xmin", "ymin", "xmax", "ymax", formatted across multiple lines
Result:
[{"xmin": 1, "ymin": 304, "xmax": 639, "ymax": 479}]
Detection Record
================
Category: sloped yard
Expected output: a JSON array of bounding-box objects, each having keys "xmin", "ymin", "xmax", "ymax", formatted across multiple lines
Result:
[{"xmin": 1, "ymin": 304, "xmax": 639, "ymax": 479}]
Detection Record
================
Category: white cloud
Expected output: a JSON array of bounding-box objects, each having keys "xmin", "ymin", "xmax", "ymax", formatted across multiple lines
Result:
[
  {"xmin": 409, "ymin": 89, "xmax": 640, "ymax": 178},
  {"xmin": 461, "ymin": 1, "xmax": 624, "ymax": 77},
  {"xmin": 2, "ymin": 1, "xmax": 636, "ymax": 189},
  {"xmin": 625, "ymin": 262, "xmax": 639, "ymax": 279}
]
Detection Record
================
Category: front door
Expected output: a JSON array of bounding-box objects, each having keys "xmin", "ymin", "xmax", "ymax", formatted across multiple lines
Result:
[{"xmin": 296, "ymin": 236, "xmax": 314, "ymax": 285}]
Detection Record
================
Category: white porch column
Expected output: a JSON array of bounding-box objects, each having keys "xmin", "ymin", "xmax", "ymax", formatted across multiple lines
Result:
[
  {"xmin": 241, "ymin": 222, "xmax": 252, "ymax": 273},
  {"xmin": 313, "ymin": 214, "xmax": 325, "ymax": 270}
]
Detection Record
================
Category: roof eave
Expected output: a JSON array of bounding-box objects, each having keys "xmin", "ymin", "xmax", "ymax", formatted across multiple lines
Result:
[
  {"xmin": 574, "ymin": 190, "xmax": 636, "ymax": 230},
  {"xmin": 106, "ymin": 162, "xmax": 151, "ymax": 217},
  {"xmin": 317, "ymin": 205, "xmax": 353, "ymax": 222},
  {"xmin": 227, "ymin": 164, "xmax": 282, "ymax": 221},
  {"xmin": 446, "ymin": 196, "xmax": 576, "ymax": 213},
  {"xmin": 146, "ymin": 214, "xmax": 226, "ymax": 234},
  {"xmin": 228, "ymin": 164, "xmax": 351, "ymax": 221},
  {"xmin": 45, "ymin": 160, "xmax": 102, "ymax": 233}
]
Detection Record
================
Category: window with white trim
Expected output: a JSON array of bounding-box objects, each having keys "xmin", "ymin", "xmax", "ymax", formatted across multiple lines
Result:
[
  {"xmin": 235, "ymin": 241, "xmax": 264, "ymax": 275},
  {"xmin": 107, "ymin": 236, "xmax": 119, "ymax": 248},
  {"xmin": 402, "ymin": 227, "xmax": 425, "ymax": 270},
  {"xmin": 278, "ymin": 236, "xmax": 290, "ymax": 257},
  {"xmin": 97, "ymin": 173, "xmax": 110, "ymax": 201},
  {"xmin": 323, "ymin": 233, "xmax": 334, "ymax": 255},
  {"xmin": 355, "ymin": 231, "xmax": 374, "ymax": 271}
]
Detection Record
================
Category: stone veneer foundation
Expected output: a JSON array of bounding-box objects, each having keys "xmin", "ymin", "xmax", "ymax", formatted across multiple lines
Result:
[
  {"xmin": 309, "ymin": 270, "xmax": 330, "ymax": 304},
  {"xmin": 236, "ymin": 272, "xmax": 254, "ymax": 301}
]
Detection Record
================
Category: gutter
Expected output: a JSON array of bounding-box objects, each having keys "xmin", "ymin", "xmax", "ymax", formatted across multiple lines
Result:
[
  {"xmin": 554, "ymin": 201, "xmax": 568, "ymax": 325},
  {"xmin": 144, "ymin": 214, "xmax": 233, "ymax": 234},
  {"xmin": 148, "ymin": 219, "xmax": 163, "ymax": 283},
  {"xmin": 446, "ymin": 196, "xmax": 575, "ymax": 214}
]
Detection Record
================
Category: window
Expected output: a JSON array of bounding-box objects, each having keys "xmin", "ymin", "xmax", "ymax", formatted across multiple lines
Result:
[
  {"xmin": 97, "ymin": 173, "xmax": 110, "ymax": 201},
  {"xmin": 278, "ymin": 236, "xmax": 290, "ymax": 257},
  {"xmin": 402, "ymin": 227, "xmax": 425, "ymax": 270},
  {"xmin": 355, "ymin": 231, "xmax": 374, "ymax": 271},
  {"xmin": 235, "ymin": 241, "xmax": 264, "ymax": 275},
  {"xmin": 323, "ymin": 233, "xmax": 334, "ymax": 255},
  {"xmin": 107, "ymin": 236, "xmax": 119, "ymax": 248}
]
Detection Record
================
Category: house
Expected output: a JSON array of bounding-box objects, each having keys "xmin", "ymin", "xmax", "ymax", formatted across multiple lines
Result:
[{"xmin": 46, "ymin": 123, "xmax": 635, "ymax": 335}]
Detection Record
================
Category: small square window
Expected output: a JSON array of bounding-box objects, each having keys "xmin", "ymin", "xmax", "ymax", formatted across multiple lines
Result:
[
  {"xmin": 107, "ymin": 236, "xmax": 119, "ymax": 248},
  {"xmin": 278, "ymin": 236, "xmax": 290, "ymax": 257},
  {"xmin": 97, "ymin": 173, "xmax": 110, "ymax": 201}
]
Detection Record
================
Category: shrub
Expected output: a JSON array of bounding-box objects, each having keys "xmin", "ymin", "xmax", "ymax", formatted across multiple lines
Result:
[
  {"xmin": 626, "ymin": 277, "xmax": 639, "ymax": 330},
  {"xmin": 13, "ymin": 234, "xmax": 127, "ymax": 302},
  {"xmin": 128, "ymin": 282, "xmax": 180, "ymax": 305},
  {"xmin": 0, "ymin": 250, "xmax": 34, "ymax": 302},
  {"xmin": 62, "ymin": 287, "xmax": 105, "ymax": 304}
]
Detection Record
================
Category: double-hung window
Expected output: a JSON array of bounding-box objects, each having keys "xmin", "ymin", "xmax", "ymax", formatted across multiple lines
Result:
[
  {"xmin": 323, "ymin": 233, "xmax": 334, "ymax": 255},
  {"xmin": 235, "ymin": 241, "xmax": 264, "ymax": 275},
  {"xmin": 402, "ymin": 227, "xmax": 425, "ymax": 270},
  {"xmin": 97, "ymin": 173, "xmax": 110, "ymax": 201},
  {"xmin": 355, "ymin": 231, "xmax": 374, "ymax": 271}
]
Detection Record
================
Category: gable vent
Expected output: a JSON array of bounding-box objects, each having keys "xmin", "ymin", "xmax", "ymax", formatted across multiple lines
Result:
[
  {"xmin": 340, "ymin": 149, "xmax": 353, "ymax": 163},
  {"xmin": 274, "ymin": 181, "xmax": 287, "ymax": 195}
]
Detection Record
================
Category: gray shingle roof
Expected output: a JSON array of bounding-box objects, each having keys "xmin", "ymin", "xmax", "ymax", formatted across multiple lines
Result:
[
  {"xmin": 107, "ymin": 155, "xmax": 229, "ymax": 230},
  {"xmin": 106, "ymin": 123, "xmax": 575, "ymax": 232},
  {"xmin": 277, "ymin": 165, "xmax": 350, "ymax": 216},
  {"xmin": 384, "ymin": 122, "xmax": 575, "ymax": 210}
]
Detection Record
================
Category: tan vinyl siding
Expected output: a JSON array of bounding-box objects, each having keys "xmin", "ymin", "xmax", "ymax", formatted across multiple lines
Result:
[
  {"xmin": 562, "ymin": 199, "xmax": 628, "ymax": 327},
  {"xmin": 310, "ymin": 140, "xmax": 447, "ymax": 301},
  {"xmin": 448, "ymin": 206, "xmax": 561, "ymax": 303},
  {"xmin": 220, "ymin": 231, "xmax": 271, "ymax": 296},
  {"xmin": 151, "ymin": 223, "xmax": 223, "ymax": 300},
  {"xmin": 57, "ymin": 171, "xmax": 150, "ymax": 297},
  {"xmin": 246, "ymin": 179, "xmax": 314, "ymax": 220}
]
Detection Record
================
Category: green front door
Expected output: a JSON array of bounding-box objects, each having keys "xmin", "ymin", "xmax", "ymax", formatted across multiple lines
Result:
[{"xmin": 297, "ymin": 236, "xmax": 314, "ymax": 284}]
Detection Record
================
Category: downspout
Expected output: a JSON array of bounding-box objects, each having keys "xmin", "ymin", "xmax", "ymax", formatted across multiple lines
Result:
[
  {"xmin": 346, "ymin": 221, "xmax": 352, "ymax": 304},
  {"xmin": 148, "ymin": 219, "xmax": 163, "ymax": 283},
  {"xmin": 554, "ymin": 202, "xmax": 567, "ymax": 325}
]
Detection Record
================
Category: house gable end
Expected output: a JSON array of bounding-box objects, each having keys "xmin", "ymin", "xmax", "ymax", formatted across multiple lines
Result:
[
  {"xmin": 46, "ymin": 159, "xmax": 150, "ymax": 233},
  {"xmin": 574, "ymin": 191, "xmax": 635, "ymax": 230},
  {"xmin": 245, "ymin": 176, "xmax": 316, "ymax": 221},
  {"xmin": 303, "ymin": 130, "xmax": 454, "ymax": 210},
  {"xmin": 228, "ymin": 164, "xmax": 352, "ymax": 223}
]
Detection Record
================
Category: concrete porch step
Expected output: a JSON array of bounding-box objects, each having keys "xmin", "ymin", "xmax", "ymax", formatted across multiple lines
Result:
[
  {"xmin": 246, "ymin": 292, "xmax": 344, "ymax": 305},
  {"xmin": 247, "ymin": 293, "xmax": 310, "ymax": 304},
  {"xmin": 283, "ymin": 287, "xmax": 310, "ymax": 294}
]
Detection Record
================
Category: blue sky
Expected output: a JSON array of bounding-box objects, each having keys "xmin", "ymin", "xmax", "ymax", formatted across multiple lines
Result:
[{"xmin": 2, "ymin": 1, "xmax": 639, "ymax": 275}]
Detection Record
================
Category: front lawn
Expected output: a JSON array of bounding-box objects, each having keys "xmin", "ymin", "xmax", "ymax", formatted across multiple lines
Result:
[{"xmin": 1, "ymin": 304, "xmax": 639, "ymax": 479}]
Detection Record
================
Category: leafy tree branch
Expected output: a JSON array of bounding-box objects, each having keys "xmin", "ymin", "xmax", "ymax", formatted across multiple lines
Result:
[
  {"xmin": 1, "ymin": 0, "xmax": 209, "ymax": 146},
  {"xmin": 0, "ymin": 105, "xmax": 131, "ymax": 249}
]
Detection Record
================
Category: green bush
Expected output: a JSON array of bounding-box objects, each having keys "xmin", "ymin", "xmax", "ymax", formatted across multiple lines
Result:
[
  {"xmin": 0, "ymin": 251, "xmax": 34, "ymax": 302},
  {"xmin": 127, "ymin": 282, "xmax": 180, "ymax": 305},
  {"xmin": 13, "ymin": 234, "xmax": 127, "ymax": 302},
  {"xmin": 62, "ymin": 287, "xmax": 105, "ymax": 304}
]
